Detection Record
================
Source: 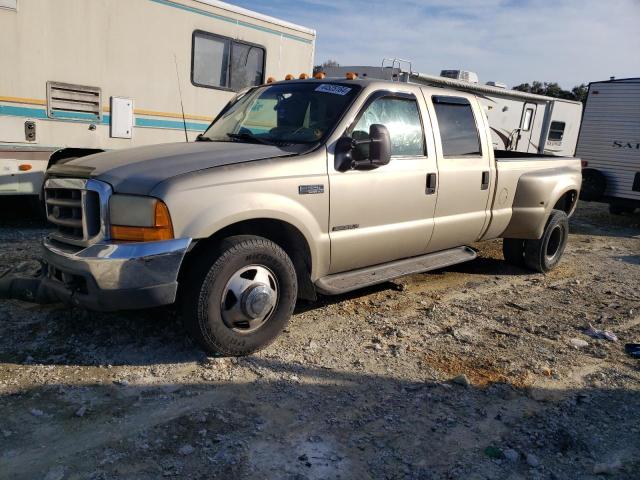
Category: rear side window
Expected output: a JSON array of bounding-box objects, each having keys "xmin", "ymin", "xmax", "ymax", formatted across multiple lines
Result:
[
  {"xmin": 192, "ymin": 31, "xmax": 265, "ymax": 91},
  {"xmin": 548, "ymin": 121, "xmax": 566, "ymax": 141},
  {"xmin": 352, "ymin": 96, "xmax": 424, "ymax": 156},
  {"xmin": 432, "ymin": 96, "xmax": 482, "ymax": 157}
]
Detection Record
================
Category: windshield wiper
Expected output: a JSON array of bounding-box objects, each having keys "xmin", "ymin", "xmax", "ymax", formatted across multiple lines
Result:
[{"xmin": 227, "ymin": 132, "xmax": 287, "ymax": 146}]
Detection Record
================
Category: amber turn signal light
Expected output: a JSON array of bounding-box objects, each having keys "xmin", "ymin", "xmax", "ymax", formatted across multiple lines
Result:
[
  {"xmin": 19, "ymin": 164, "xmax": 32, "ymax": 171},
  {"xmin": 111, "ymin": 200, "xmax": 174, "ymax": 242}
]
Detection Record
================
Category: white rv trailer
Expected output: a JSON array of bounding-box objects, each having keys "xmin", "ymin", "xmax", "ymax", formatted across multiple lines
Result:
[
  {"xmin": 0, "ymin": 0, "xmax": 315, "ymax": 200},
  {"xmin": 322, "ymin": 63, "xmax": 583, "ymax": 157},
  {"xmin": 576, "ymin": 78, "xmax": 640, "ymax": 214}
]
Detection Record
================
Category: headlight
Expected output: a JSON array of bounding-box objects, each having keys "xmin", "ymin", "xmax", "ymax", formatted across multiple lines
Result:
[{"xmin": 109, "ymin": 195, "xmax": 174, "ymax": 242}]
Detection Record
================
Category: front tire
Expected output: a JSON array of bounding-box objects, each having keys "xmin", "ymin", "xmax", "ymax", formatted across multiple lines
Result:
[
  {"xmin": 181, "ymin": 236, "xmax": 298, "ymax": 356},
  {"xmin": 523, "ymin": 210, "xmax": 569, "ymax": 273}
]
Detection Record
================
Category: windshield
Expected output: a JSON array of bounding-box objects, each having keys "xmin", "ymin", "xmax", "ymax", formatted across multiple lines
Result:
[{"xmin": 200, "ymin": 82, "xmax": 361, "ymax": 145}]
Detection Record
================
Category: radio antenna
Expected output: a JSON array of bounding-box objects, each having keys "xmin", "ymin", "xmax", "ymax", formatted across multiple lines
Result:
[{"xmin": 173, "ymin": 54, "xmax": 189, "ymax": 142}]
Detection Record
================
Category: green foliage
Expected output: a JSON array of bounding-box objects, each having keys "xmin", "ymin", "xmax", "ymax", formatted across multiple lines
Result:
[{"xmin": 513, "ymin": 81, "xmax": 588, "ymax": 103}]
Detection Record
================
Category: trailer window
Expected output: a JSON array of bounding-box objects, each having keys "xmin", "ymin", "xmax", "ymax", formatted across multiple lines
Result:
[
  {"xmin": 230, "ymin": 43, "xmax": 265, "ymax": 91},
  {"xmin": 192, "ymin": 31, "xmax": 265, "ymax": 91},
  {"xmin": 0, "ymin": 0, "xmax": 17, "ymax": 10},
  {"xmin": 432, "ymin": 96, "xmax": 482, "ymax": 157},
  {"xmin": 193, "ymin": 33, "xmax": 230, "ymax": 88},
  {"xmin": 522, "ymin": 108, "xmax": 534, "ymax": 131},
  {"xmin": 548, "ymin": 121, "xmax": 566, "ymax": 141}
]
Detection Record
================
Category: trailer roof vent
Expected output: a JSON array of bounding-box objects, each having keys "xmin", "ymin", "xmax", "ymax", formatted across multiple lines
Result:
[
  {"xmin": 486, "ymin": 81, "xmax": 507, "ymax": 89},
  {"xmin": 46, "ymin": 81, "xmax": 102, "ymax": 122},
  {"xmin": 440, "ymin": 70, "xmax": 479, "ymax": 84}
]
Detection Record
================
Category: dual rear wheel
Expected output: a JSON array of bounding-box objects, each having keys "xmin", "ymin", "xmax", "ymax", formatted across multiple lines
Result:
[{"xmin": 503, "ymin": 209, "xmax": 569, "ymax": 273}]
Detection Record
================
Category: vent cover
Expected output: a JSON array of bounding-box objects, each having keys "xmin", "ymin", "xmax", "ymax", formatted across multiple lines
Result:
[
  {"xmin": 440, "ymin": 70, "xmax": 479, "ymax": 84},
  {"xmin": 47, "ymin": 81, "xmax": 102, "ymax": 122}
]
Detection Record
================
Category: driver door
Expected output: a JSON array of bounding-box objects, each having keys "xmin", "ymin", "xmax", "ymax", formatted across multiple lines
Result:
[{"xmin": 328, "ymin": 91, "xmax": 438, "ymax": 273}]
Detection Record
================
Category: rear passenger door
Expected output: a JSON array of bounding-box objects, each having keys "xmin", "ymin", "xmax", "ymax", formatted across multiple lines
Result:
[{"xmin": 426, "ymin": 95, "xmax": 493, "ymax": 252}]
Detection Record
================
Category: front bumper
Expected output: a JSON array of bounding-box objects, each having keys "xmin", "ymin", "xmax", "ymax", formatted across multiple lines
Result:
[{"xmin": 41, "ymin": 236, "xmax": 191, "ymax": 311}]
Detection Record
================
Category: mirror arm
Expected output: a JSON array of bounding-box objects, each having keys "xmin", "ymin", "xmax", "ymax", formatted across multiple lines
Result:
[{"xmin": 350, "ymin": 159, "xmax": 373, "ymax": 169}]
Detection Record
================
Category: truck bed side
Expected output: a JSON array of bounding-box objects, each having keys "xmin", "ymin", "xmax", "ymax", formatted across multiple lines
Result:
[{"xmin": 483, "ymin": 151, "xmax": 582, "ymax": 240}]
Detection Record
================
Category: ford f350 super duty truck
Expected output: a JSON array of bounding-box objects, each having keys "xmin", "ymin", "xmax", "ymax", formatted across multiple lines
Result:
[{"xmin": 0, "ymin": 77, "xmax": 581, "ymax": 355}]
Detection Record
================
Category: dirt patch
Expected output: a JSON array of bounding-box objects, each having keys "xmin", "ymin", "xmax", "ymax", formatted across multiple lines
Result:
[{"xmin": 1, "ymin": 201, "xmax": 639, "ymax": 479}]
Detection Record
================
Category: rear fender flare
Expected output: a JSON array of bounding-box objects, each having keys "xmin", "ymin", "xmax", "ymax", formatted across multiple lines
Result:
[{"xmin": 501, "ymin": 167, "xmax": 581, "ymax": 239}]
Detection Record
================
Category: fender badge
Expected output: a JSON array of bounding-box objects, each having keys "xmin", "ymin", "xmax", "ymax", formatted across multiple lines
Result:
[
  {"xmin": 332, "ymin": 224, "xmax": 359, "ymax": 232},
  {"xmin": 298, "ymin": 185, "xmax": 324, "ymax": 195}
]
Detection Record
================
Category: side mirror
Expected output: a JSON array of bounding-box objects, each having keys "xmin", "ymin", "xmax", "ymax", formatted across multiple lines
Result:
[
  {"xmin": 368, "ymin": 124, "xmax": 391, "ymax": 167},
  {"xmin": 334, "ymin": 136, "xmax": 355, "ymax": 172},
  {"xmin": 333, "ymin": 124, "xmax": 392, "ymax": 172}
]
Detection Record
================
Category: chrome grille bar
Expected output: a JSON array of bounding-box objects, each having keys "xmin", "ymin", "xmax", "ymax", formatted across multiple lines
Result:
[{"xmin": 44, "ymin": 178, "xmax": 111, "ymax": 247}]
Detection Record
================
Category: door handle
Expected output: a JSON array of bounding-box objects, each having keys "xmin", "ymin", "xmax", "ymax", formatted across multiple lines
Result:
[
  {"xmin": 481, "ymin": 171, "xmax": 490, "ymax": 190},
  {"xmin": 426, "ymin": 173, "xmax": 437, "ymax": 195}
]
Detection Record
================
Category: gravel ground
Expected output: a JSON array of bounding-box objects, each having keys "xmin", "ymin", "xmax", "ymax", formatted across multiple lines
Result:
[{"xmin": 0, "ymin": 200, "xmax": 639, "ymax": 480}]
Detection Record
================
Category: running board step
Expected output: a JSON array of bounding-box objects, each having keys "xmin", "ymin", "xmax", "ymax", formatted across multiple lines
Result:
[{"xmin": 315, "ymin": 246, "xmax": 477, "ymax": 295}]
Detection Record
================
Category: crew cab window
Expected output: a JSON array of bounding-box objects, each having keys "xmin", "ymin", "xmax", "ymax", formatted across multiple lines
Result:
[
  {"xmin": 352, "ymin": 96, "xmax": 424, "ymax": 156},
  {"xmin": 548, "ymin": 121, "xmax": 566, "ymax": 141},
  {"xmin": 192, "ymin": 31, "xmax": 265, "ymax": 91},
  {"xmin": 432, "ymin": 96, "xmax": 482, "ymax": 157}
]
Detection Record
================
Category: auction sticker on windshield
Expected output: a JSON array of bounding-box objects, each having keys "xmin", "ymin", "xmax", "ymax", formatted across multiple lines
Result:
[{"xmin": 315, "ymin": 84, "xmax": 352, "ymax": 95}]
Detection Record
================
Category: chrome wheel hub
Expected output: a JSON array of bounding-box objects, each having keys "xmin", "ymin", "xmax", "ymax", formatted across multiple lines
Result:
[{"xmin": 220, "ymin": 265, "xmax": 278, "ymax": 333}]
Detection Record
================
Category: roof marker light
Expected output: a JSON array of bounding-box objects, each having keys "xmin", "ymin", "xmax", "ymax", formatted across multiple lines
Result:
[
  {"xmin": 346, "ymin": 72, "xmax": 358, "ymax": 80},
  {"xmin": 299, "ymin": 73, "xmax": 309, "ymax": 79},
  {"xmin": 314, "ymin": 72, "xmax": 326, "ymax": 80},
  {"xmin": 284, "ymin": 74, "xmax": 294, "ymax": 81},
  {"xmin": 266, "ymin": 76, "xmax": 275, "ymax": 84}
]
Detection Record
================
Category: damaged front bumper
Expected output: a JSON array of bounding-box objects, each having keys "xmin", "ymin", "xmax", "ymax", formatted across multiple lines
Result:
[{"xmin": 28, "ymin": 236, "xmax": 192, "ymax": 311}]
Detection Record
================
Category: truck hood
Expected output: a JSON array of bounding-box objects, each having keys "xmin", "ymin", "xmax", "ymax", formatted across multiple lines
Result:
[{"xmin": 56, "ymin": 141, "xmax": 298, "ymax": 194}]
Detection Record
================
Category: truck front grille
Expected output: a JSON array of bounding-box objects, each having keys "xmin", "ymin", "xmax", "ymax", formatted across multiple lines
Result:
[{"xmin": 44, "ymin": 178, "xmax": 109, "ymax": 247}]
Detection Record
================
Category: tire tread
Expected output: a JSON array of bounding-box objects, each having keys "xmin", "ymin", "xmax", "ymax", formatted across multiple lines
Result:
[{"xmin": 181, "ymin": 236, "xmax": 297, "ymax": 356}]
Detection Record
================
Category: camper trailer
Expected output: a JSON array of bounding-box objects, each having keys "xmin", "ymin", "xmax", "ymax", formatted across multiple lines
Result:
[
  {"xmin": 322, "ymin": 63, "xmax": 583, "ymax": 157},
  {"xmin": 0, "ymin": 0, "xmax": 315, "ymax": 202},
  {"xmin": 577, "ymin": 78, "xmax": 640, "ymax": 214}
]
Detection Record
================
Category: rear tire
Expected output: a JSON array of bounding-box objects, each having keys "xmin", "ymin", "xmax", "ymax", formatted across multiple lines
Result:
[
  {"xmin": 503, "ymin": 238, "xmax": 526, "ymax": 267},
  {"xmin": 181, "ymin": 236, "xmax": 298, "ymax": 356},
  {"xmin": 523, "ymin": 210, "xmax": 569, "ymax": 273},
  {"xmin": 580, "ymin": 168, "xmax": 606, "ymax": 201}
]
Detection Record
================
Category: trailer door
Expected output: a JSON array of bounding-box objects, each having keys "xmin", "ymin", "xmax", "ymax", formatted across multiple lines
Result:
[{"xmin": 517, "ymin": 103, "xmax": 537, "ymax": 152}]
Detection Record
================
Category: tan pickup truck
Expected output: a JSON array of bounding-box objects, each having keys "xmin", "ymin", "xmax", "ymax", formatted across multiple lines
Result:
[{"xmin": 1, "ymin": 78, "xmax": 581, "ymax": 355}]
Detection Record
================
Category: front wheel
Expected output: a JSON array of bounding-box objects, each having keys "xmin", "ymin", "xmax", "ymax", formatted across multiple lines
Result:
[
  {"xmin": 181, "ymin": 236, "xmax": 298, "ymax": 356},
  {"xmin": 523, "ymin": 209, "xmax": 569, "ymax": 273}
]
